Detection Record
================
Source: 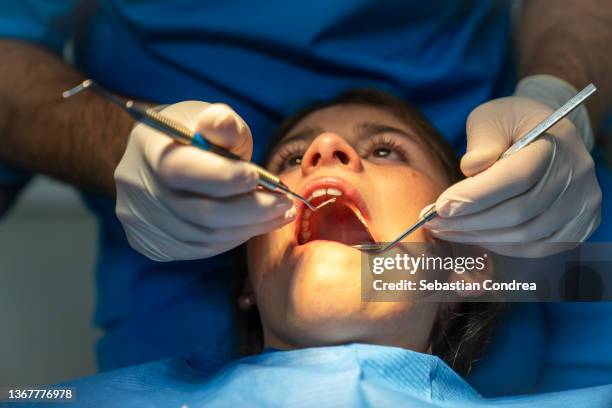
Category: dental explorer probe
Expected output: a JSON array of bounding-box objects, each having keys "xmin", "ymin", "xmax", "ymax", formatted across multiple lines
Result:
[
  {"xmin": 353, "ymin": 83, "xmax": 598, "ymax": 254},
  {"xmin": 62, "ymin": 79, "xmax": 335, "ymax": 211}
]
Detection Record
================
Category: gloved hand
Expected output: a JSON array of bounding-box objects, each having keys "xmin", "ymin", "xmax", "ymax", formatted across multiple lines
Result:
[
  {"xmin": 115, "ymin": 101, "xmax": 295, "ymax": 261},
  {"xmin": 423, "ymin": 77, "xmax": 601, "ymax": 258}
]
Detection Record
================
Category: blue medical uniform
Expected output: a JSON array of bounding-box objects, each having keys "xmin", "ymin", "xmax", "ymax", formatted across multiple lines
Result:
[{"xmin": 1, "ymin": 0, "xmax": 610, "ymax": 398}]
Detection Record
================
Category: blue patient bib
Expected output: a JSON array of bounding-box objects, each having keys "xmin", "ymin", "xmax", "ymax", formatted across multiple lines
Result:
[{"xmin": 33, "ymin": 344, "xmax": 612, "ymax": 408}]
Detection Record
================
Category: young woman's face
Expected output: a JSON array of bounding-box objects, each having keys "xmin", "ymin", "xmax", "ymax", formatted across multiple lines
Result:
[{"xmin": 247, "ymin": 104, "xmax": 451, "ymax": 351}]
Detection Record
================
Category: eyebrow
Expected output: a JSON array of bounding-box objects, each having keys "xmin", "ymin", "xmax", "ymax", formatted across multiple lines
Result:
[
  {"xmin": 279, "ymin": 121, "xmax": 423, "ymax": 147},
  {"xmin": 355, "ymin": 122, "xmax": 423, "ymax": 146},
  {"xmin": 278, "ymin": 126, "xmax": 324, "ymax": 146}
]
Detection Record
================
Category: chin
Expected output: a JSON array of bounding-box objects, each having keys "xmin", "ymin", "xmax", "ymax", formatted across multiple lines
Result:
[
  {"xmin": 270, "ymin": 242, "xmax": 355, "ymax": 338},
  {"xmin": 289, "ymin": 241, "xmax": 362, "ymax": 313},
  {"xmin": 292, "ymin": 240, "xmax": 360, "ymax": 276},
  {"xmin": 283, "ymin": 242, "xmax": 407, "ymax": 344},
  {"xmin": 282, "ymin": 296, "xmax": 419, "ymax": 349}
]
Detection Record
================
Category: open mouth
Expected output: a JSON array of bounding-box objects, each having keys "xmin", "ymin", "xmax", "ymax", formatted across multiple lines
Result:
[{"xmin": 295, "ymin": 179, "xmax": 375, "ymax": 246}]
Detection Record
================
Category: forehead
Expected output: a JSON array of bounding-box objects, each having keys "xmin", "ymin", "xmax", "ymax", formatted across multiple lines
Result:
[{"xmin": 282, "ymin": 104, "xmax": 412, "ymax": 140}]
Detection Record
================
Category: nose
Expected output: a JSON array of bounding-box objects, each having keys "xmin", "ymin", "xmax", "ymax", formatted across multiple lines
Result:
[{"xmin": 301, "ymin": 132, "xmax": 363, "ymax": 176}]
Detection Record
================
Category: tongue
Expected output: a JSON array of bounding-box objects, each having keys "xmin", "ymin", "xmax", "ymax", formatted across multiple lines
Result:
[{"xmin": 305, "ymin": 202, "xmax": 374, "ymax": 246}]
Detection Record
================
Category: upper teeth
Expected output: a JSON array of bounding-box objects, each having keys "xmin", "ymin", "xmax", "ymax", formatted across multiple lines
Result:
[{"xmin": 307, "ymin": 188, "xmax": 342, "ymax": 201}]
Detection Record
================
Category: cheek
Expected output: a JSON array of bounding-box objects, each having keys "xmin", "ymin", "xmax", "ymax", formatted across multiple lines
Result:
[
  {"xmin": 247, "ymin": 223, "xmax": 297, "ymax": 310},
  {"xmin": 368, "ymin": 167, "xmax": 445, "ymax": 240},
  {"xmin": 278, "ymin": 168, "xmax": 302, "ymax": 191},
  {"xmin": 248, "ymin": 226, "xmax": 291, "ymax": 284},
  {"xmin": 380, "ymin": 167, "xmax": 440, "ymax": 201}
]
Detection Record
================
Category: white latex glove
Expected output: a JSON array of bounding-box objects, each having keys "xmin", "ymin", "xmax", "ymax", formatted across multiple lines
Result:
[
  {"xmin": 423, "ymin": 77, "xmax": 601, "ymax": 258},
  {"xmin": 115, "ymin": 101, "xmax": 295, "ymax": 261}
]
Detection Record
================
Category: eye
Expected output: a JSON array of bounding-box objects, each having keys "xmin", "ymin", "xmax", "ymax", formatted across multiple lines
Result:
[
  {"xmin": 269, "ymin": 143, "xmax": 307, "ymax": 173},
  {"xmin": 284, "ymin": 154, "xmax": 303, "ymax": 168},
  {"xmin": 372, "ymin": 147, "xmax": 396, "ymax": 159},
  {"xmin": 362, "ymin": 135, "xmax": 408, "ymax": 163}
]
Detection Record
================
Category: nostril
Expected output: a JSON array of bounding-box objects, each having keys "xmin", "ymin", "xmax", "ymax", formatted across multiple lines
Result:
[
  {"xmin": 334, "ymin": 151, "xmax": 349, "ymax": 164},
  {"xmin": 311, "ymin": 153, "xmax": 321, "ymax": 167}
]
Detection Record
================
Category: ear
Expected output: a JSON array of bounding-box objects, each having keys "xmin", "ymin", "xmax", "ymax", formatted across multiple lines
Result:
[{"xmin": 238, "ymin": 277, "xmax": 256, "ymax": 311}]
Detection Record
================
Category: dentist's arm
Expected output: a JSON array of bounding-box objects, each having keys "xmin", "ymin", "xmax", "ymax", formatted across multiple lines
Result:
[
  {"xmin": 0, "ymin": 40, "xmax": 294, "ymax": 261},
  {"xmin": 0, "ymin": 40, "xmax": 133, "ymax": 194},
  {"xmin": 518, "ymin": 0, "xmax": 612, "ymax": 128},
  {"xmin": 425, "ymin": 0, "xmax": 612, "ymax": 257}
]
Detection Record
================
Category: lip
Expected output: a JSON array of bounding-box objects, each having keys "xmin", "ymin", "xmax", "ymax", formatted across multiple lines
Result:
[{"xmin": 293, "ymin": 176, "xmax": 374, "ymax": 246}]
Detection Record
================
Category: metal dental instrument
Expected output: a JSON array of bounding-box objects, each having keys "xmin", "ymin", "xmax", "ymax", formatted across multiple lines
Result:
[
  {"xmin": 353, "ymin": 83, "xmax": 597, "ymax": 254},
  {"xmin": 62, "ymin": 79, "xmax": 335, "ymax": 211}
]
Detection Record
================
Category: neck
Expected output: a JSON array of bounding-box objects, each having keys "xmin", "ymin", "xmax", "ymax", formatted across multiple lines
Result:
[{"xmin": 262, "ymin": 321, "xmax": 434, "ymax": 354}]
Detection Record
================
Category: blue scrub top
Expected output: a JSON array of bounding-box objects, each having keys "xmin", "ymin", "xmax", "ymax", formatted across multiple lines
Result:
[
  {"xmin": 12, "ymin": 344, "xmax": 612, "ymax": 408},
  {"xmin": 2, "ymin": 0, "xmax": 611, "ymax": 398}
]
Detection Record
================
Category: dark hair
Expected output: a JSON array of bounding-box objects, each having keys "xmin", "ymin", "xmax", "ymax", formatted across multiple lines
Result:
[{"xmin": 234, "ymin": 89, "xmax": 501, "ymax": 377}]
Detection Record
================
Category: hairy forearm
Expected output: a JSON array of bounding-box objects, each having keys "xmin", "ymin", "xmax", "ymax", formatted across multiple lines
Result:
[
  {"xmin": 0, "ymin": 40, "xmax": 134, "ymax": 195},
  {"xmin": 518, "ymin": 0, "xmax": 612, "ymax": 129}
]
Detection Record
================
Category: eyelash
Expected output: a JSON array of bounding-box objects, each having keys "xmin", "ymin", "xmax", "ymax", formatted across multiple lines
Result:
[
  {"xmin": 359, "ymin": 134, "xmax": 409, "ymax": 162},
  {"xmin": 271, "ymin": 133, "xmax": 409, "ymax": 172},
  {"xmin": 274, "ymin": 143, "xmax": 308, "ymax": 172}
]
